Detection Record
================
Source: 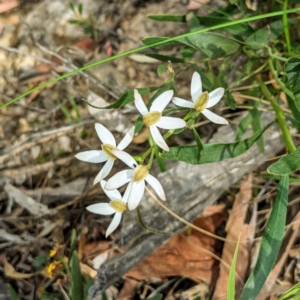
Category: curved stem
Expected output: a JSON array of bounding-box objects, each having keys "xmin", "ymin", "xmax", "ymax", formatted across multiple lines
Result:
[{"xmin": 257, "ymin": 75, "xmax": 296, "ymax": 153}]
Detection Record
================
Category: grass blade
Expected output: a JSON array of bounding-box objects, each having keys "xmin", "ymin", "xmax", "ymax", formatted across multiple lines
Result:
[{"xmin": 239, "ymin": 175, "xmax": 289, "ymax": 300}]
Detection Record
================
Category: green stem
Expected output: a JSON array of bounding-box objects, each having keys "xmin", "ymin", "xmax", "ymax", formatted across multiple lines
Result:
[
  {"xmin": 2, "ymin": 8, "xmax": 300, "ymax": 110},
  {"xmin": 147, "ymin": 145, "xmax": 156, "ymax": 170},
  {"xmin": 268, "ymin": 58, "xmax": 295, "ymax": 100},
  {"xmin": 257, "ymin": 75, "xmax": 296, "ymax": 153},
  {"xmin": 141, "ymin": 146, "xmax": 153, "ymax": 163},
  {"xmin": 268, "ymin": 48, "xmax": 288, "ymax": 62},
  {"xmin": 283, "ymin": 0, "xmax": 291, "ymax": 54}
]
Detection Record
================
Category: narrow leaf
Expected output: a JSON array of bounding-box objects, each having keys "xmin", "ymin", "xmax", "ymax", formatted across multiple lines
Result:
[
  {"xmin": 69, "ymin": 229, "xmax": 77, "ymax": 262},
  {"xmin": 267, "ymin": 147, "xmax": 300, "ymax": 175},
  {"xmin": 145, "ymin": 53, "xmax": 185, "ymax": 63},
  {"xmin": 250, "ymin": 105, "xmax": 264, "ymax": 152},
  {"xmin": 161, "ymin": 122, "xmax": 273, "ymax": 164},
  {"xmin": 235, "ymin": 112, "xmax": 253, "ymax": 140},
  {"xmin": 8, "ymin": 285, "xmax": 21, "ymax": 300},
  {"xmin": 192, "ymin": 127, "xmax": 203, "ymax": 162},
  {"xmin": 239, "ymin": 175, "xmax": 289, "ymax": 300},
  {"xmin": 278, "ymin": 282, "xmax": 300, "ymax": 300},
  {"xmin": 71, "ymin": 251, "xmax": 84, "ymax": 300},
  {"xmin": 227, "ymin": 235, "xmax": 241, "ymax": 300},
  {"xmin": 147, "ymin": 293, "xmax": 163, "ymax": 300},
  {"xmin": 285, "ymin": 58, "xmax": 300, "ymax": 112}
]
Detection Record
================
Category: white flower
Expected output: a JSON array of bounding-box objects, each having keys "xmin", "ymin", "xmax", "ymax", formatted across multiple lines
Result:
[
  {"xmin": 134, "ymin": 89, "xmax": 186, "ymax": 152},
  {"xmin": 86, "ymin": 180, "xmax": 128, "ymax": 237},
  {"xmin": 75, "ymin": 124, "xmax": 134, "ymax": 185},
  {"xmin": 172, "ymin": 72, "xmax": 228, "ymax": 125},
  {"xmin": 105, "ymin": 149, "xmax": 166, "ymax": 210}
]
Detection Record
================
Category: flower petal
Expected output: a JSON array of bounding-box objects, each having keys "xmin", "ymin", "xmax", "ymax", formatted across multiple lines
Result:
[
  {"xmin": 150, "ymin": 90, "xmax": 173, "ymax": 113},
  {"xmin": 172, "ymin": 97, "xmax": 194, "ymax": 109},
  {"xmin": 75, "ymin": 150, "xmax": 108, "ymax": 163},
  {"xmin": 106, "ymin": 212, "xmax": 122, "ymax": 237},
  {"xmin": 93, "ymin": 158, "xmax": 114, "ymax": 185},
  {"xmin": 145, "ymin": 174, "xmax": 166, "ymax": 201},
  {"xmin": 128, "ymin": 180, "xmax": 145, "ymax": 210},
  {"xmin": 191, "ymin": 72, "xmax": 202, "ymax": 102},
  {"xmin": 150, "ymin": 126, "xmax": 169, "ymax": 152},
  {"xmin": 100, "ymin": 180, "xmax": 122, "ymax": 200},
  {"xmin": 201, "ymin": 109, "xmax": 229, "ymax": 125},
  {"xmin": 117, "ymin": 127, "xmax": 134, "ymax": 150},
  {"xmin": 111, "ymin": 149, "xmax": 137, "ymax": 169},
  {"xmin": 156, "ymin": 116, "xmax": 186, "ymax": 130},
  {"xmin": 86, "ymin": 203, "xmax": 115, "ymax": 215},
  {"xmin": 122, "ymin": 181, "xmax": 133, "ymax": 203},
  {"xmin": 105, "ymin": 169, "xmax": 134, "ymax": 190},
  {"xmin": 134, "ymin": 89, "xmax": 148, "ymax": 116},
  {"xmin": 207, "ymin": 88, "xmax": 225, "ymax": 108},
  {"xmin": 95, "ymin": 123, "xmax": 116, "ymax": 146}
]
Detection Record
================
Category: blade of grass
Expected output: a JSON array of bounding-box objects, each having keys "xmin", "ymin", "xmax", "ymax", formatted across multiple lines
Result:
[
  {"xmin": 283, "ymin": 0, "xmax": 291, "ymax": 54},
  {"xmin": 227, "ymin": 234, "xmax": 241, "ymax": 300},
  {"xmin": 2, "ymin": 8, "xmax": 300, "ymax": 110},
  {"xmin": 239, "ymin": 175, "xmax": 289, "ymax": 300}
]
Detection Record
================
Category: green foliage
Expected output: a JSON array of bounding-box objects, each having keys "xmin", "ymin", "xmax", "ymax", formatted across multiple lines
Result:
[
  {"xmin": 71, "ymin": 251, "xmax": 84, "ymax": 300},
  {"xmin": 278, "ymin": 282, "xmax": 300, "ymax": 300},
  {"xmin": 147, "ymin": 293, "xmax": 163, "ymax": 300},
  {"xmin": 227, "ymin": 236, "xmax": 241, "ymax": 300},
  {"xmin": 268, "ymin": 147, "xmax": 300, "ymax": 175},
  {"xmin": 192, "ymin": 127, "xmax": 203, "ymax": 162},
  {"xmin": 8, "ymin": 285, "xmax": 21, "ymax": 300},
  {"xmin": 161, "ymin": 122, "xmax": 273, "ymax": 164},
  {"xmin": 285, "ymin": 58, "xmax": 300, "ymax": 112},
  {"xmin": 240, "ymin": 175, "xmax": 289, "ymax": 299},
  {"xmin": 245, "ymin": 19, "xmax": 295, "ymax": 50},
  {"xmin": 157, "ymin": 64, "xmax": 168, "ymax": 76},
  {"xmin": 69, "ymin": 228, "xmax": 77, "ymax": 261},
  {"xmin": 235, "ymin": 112, "xmax": 253, "ymax": 140},
  {"xmin": 33, "ymin": 254, "xmax": 49, "ymax": 267},
  {"xmin": 250, "ymin": 102, "xmax": 264, "ymax": 152}
]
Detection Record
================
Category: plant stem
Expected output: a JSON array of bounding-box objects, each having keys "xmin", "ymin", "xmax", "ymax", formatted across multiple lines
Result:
[
  {"xmin": 283, "ymin": 0, "xmax": 291, "ymax": 54},
  {"xmin": 257, "ymin": 75, "xmax": 296, "ymax": 153},
  {"xmin": 268, "ymin": 58, "xmax": 295, "ymax": 100}
]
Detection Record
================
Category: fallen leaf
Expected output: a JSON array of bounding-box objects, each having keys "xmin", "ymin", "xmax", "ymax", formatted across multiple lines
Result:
[
  {"xmin": 213, "ymin": 174, "xmax": 254, "ymax": 300},
  {"xmin": 3, "ymin": 258, "xmax": 35, "ymax": 279},
  {"xmin": 186, "ymin": 0, "xmax": 210, "ymax": 10},
  {"xmin": 124, "ymin": 208, "xmax": 225, "ymax": 283},
  {"xmin": 132, "ymin": 127, "xmax": 149, "ymax": 144}
]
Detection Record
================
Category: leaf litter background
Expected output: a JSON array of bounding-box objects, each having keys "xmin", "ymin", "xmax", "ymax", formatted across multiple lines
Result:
[{"xmin": 0, "ymin": 0, "xmax": 300, "ymax": 299}]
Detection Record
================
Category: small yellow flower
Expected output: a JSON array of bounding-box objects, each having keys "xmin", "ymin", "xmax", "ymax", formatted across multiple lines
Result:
[{"xmin": 49, "ymin": 249, "xmax": 57, "ymax": 258}]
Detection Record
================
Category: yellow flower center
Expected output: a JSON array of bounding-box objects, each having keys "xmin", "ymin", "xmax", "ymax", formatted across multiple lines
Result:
[
  {"xmin": 133, "ymin": 165, "xmax": 149, "ymax": 182},
  {"xmin": 143, "ymin": 111, "xmax": 161, "ymax": 127},
  {"xmin": 194, "ymin": 91, "xmax": 209, "ymax": 112},
  {"xmin": 110, "ymin": 200, "xmax": 126, "ymax": 213},
  {"xmin": 102, "ymin": 144, "xmax": 117, "ymax": 160}
]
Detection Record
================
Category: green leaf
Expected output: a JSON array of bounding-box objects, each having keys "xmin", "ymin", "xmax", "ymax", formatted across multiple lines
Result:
[
  {"xmin": 250, "ymin": 104, "xmax": 264, "ymax": 152},
  {"xmin": 227, "ymin": 236, "xmax": 241, "ymax": 300},
  {"xmin": 78, "ymin": 3, "xmax": 83, "ymax": 15},
  {"xmin": 285, "ymin": 58, "xmax": 300, "ymax": 112},
  {"xmin": 181, "ymin": 48, "xmax": 196, "ymax": 60},
  {"xmin": 83, "ymin": 87, "xmax": 158, "ymax": 110},
  {"xmin": 267, "ymin": 147, "xmax": 300, "ymax": 175},
  {"xmin": 157, "ymin": 64, "xmax": 168, "ymax": 76},
  {"xmin": 143, "ymin": 33, "xmax": 240, "ymax": 59},
  {"xmin": 69, "ymin": 229, "xmax": 77, "ymax": 262},
  {"xmin": 240, "ymin": 175, "xmax": 289, "ymax": 299},
  {"xmin": 178, "ymin": 32, "xmax": 240, "ymax": 59},
  {"xmin": 235, "ymin": 112, "xmax": 253, "ymax": 140},
  {"xmin": 278, "ymin": 282, "xmax": 300, "ymax": 300},
  {"xmin": 147, "ymin": 293, "xmax": 163, "ymax": 300},
  {"xmin": 160, "ymin": 122, "xmax": 273, "ymax": 164},
  {"xmin": 71, "ymin": 251, "xmax": 84, "ymax": 300},
  {"xmin": 225, "ymin": 90, "xmax": 237, "ymax": 110},
  {"xmin": 245, "ymin": 19, "xmax": 293, "ymax": 50},
  {"xmin": 69, "ymin": 2, "xmax": 75, "ymax": 11},
  {"xmin": 145, "ymin": 53, "xmax": 185, "ymax": 63},
  {"xmin": 134, "ymin": 81, "xmax": 175, "ymax": 134},
  {"xmin": 192, "ymin": 127, "xmax": 203, "ymax": 162},
  {"xmin": 33, "ymin": 254, "xmax": 49, "ymax": 267},
  {"xmin": 8, "ymin": 285, "xmax": 21, "ymax": 300},
  {"xmin": 261, "ymin": 173, "xmax": 300, "ymax": 183}
]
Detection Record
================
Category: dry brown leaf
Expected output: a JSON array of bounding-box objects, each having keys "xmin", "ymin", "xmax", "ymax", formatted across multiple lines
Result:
[
  {"xmin": 117, "ymin": 278, "xmax": 140, "ymax": 300},
  {"xmin": 132, "ymin": 127, "xmax": 149, "ymax": 144},
  {"xmin": 186, "ymin": 0, "xmax": 210, "ymax": 10},
  {"xmin": 213, "ymin": 174, "xmax": 254, "ymax": 300},
  {"xmin": 3, "ymin": 258, "xmax": 35, "ymax": 279},
  {"xmin": 80, "ymin": 262, "xmax": 97, "ymax": 279},
  {"xmin": 124, "ymin": 208, "xmax": 225, "ymax": 283}
]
